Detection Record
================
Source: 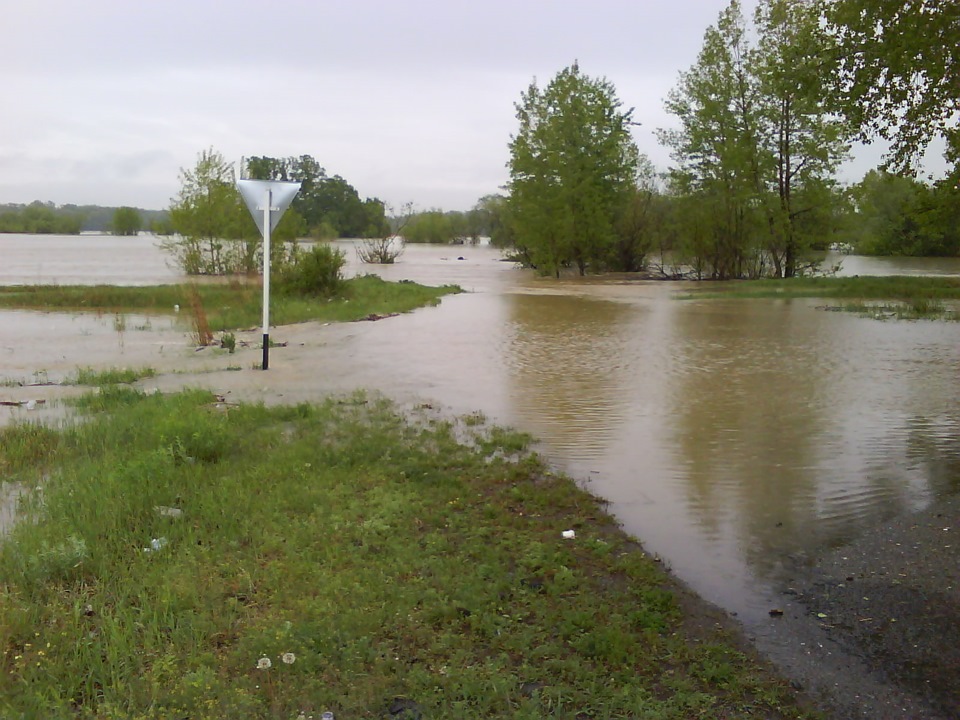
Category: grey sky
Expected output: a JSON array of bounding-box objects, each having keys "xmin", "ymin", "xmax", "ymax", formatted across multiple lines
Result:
[{"xmin": 0, "ymin": 0, "xmax": 934, "ymax": 212}]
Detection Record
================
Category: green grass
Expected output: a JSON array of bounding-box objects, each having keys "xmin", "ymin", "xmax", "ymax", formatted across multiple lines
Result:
[
  {"xmin": 678, "ymin": 276, "xmax": 960, "ymax": 319},
  {"xmin": 67, "ymin": 366, "xmax": 158, "ymax": 386},
  {"xmin": 678, "ymin": 275, "xmax": 960, "ymax": 301},
  {"xmin": 0, "ymin": 390, "xmax": 815, "ymax": 720},
  {"xmin": 0, "ymin": 275, "xmax": 461, "ymax": 332}
]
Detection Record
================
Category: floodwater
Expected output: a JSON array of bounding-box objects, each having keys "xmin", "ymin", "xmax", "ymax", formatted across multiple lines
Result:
[{"xmin": 2, "ymin": 233, "xmax": 960, "ymax": 634}]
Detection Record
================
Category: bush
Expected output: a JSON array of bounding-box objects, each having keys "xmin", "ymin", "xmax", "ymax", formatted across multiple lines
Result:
[{"xmin": 277, "ymin": 243, "xmax": 346, "ymax": 298}]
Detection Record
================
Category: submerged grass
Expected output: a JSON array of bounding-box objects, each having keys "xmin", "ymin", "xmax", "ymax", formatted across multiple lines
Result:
[
  {"xmin": 0, "ymin": 275, "xmax": 460, "ymax": 332},
  {"xmin": 678, "ymin": 275, "xmax": 960, "ymax": 301},
  {"xmin": 678, "ymin": 276, "xmax": 960, "ymax": 320},
  {"xmin": 0, "ymin": 390, "xmax": 814, "ymax": 719},
  {"xmin": 67, "ymin": 366, "xmax": 158, "ymax": 386}
]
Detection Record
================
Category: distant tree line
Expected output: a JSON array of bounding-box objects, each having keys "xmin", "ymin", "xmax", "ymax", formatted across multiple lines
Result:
[
  {"xmin": 0, "ymin": 202, "xmax": 84, "ymax": 234},
  {"xmin": 0, "ymin": 201, "xmax": 172, "ymax": 235}
]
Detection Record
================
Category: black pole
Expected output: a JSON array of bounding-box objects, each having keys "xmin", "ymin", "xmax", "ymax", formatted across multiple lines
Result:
[{"xmin": 262, "ymin": 333, "xmax": 269, "ymax": 370}]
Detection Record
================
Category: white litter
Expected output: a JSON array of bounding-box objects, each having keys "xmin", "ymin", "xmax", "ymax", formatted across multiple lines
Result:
[
  {"xmin": 143, "ymin": 537, "xmax": 168, "ymax": 553},
  {"xmin": 562, "ymin": 530, "xmax": 576, "ymax": 539}
]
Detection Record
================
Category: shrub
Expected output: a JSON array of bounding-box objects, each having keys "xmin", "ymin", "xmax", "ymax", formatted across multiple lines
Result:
[{"xmin": 278, "ymin": 243, "xmax": 346, "ymax": 298}]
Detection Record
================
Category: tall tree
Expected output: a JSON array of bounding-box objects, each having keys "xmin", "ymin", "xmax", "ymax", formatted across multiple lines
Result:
[
  {"xmin": 824, "ymin": 0, "xmax": 960, "ymax": 171},
  {"xmin": 508, "ymin": 62, "xmax": 639, "ymax": 276},
  {"xmin": 110, "ymin": 206, "xmax": 142, "ymax": 236},
  {"xmin": 660, "ymin": 1, "xmax": 763, "ymax": 279},
  {"xmin": 753, "ymin": 0, "xmax": 850, "ymax": 276},
  {"xmin": 661, "ymin": 0, "xmax": 848, "ymax": 278}
]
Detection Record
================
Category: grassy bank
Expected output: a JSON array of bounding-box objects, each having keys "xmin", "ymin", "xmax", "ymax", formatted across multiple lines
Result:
[
  {"xmin": 0, "ymin": 274, "xmax": 460, "ymax": 331},
  {"xmin": 0, "ymin": 390, "xmax": 813, "ymax": 719}
]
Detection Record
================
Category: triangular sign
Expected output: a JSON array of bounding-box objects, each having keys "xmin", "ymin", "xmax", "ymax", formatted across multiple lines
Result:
[{"xmin": 237, "ymin": 179, "xmax": 301, "ymax": 237}]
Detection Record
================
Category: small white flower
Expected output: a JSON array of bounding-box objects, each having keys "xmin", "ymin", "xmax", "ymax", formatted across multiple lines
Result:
[
  {"xmin": 257, "ymin": 656, "xmax": 272, "ymax": 670},
  {"xmin": 282, "ymin": 652, "xmax": 296, "ymax": 665}
]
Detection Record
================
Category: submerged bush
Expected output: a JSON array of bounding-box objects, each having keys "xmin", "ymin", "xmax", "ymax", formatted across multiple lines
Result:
[{"xmin": 277, "ymin": 242, "xmax": 346, "ymax": 298}]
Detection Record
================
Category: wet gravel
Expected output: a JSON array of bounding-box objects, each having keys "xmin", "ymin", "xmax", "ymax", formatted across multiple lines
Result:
[{"xmin": 764, "ymin": 493, "xmax": 960, "ymax": 719}]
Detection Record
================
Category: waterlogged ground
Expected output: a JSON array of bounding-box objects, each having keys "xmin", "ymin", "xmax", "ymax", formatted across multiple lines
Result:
[{"xmin": 3, "ymin": 235, "xmax": 960, "ymax": 716}]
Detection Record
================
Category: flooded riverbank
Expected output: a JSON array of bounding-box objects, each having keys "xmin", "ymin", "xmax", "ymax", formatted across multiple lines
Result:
[{"xmin": 3, "ymin": 234, "xmax": 960, "ymax": 715}]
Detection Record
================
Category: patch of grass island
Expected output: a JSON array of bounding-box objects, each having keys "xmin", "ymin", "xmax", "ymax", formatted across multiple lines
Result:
[
  {"xmin": 0, "ymin": 389, "xmax": 815, "ymax": 719},
  {"xmin": 678, "ymin": 275, "xmax": 960, "ymax": 320},
  {"xmin": 0, "ymin": 274, "xmax": 461, "ymax": 332}
]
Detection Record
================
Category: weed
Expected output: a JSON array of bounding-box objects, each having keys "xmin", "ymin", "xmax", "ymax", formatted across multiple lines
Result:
[
  {"xmin": 68, "ymin": 366, "xmax": 157, "ymax": 386},
  {"xmin": 187, "ymin": 285, "xmax": 213, "ymax": 346},
  {"xmin": 220, "ymin": 332, "xmax": 236, "ymax": 353}
]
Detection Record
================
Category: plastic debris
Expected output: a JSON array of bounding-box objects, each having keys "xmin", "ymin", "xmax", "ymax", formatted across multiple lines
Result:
[
  {"xmin": 561, "ymin": 530, "xmax": 576, "ymax": 539},
  {"xmin": 143, "ymin": 537, "xmax": 168, "ymax": 553},
  {"xmin": 155, "ymin": 506, "xmax": 183, "ymax": 519}
]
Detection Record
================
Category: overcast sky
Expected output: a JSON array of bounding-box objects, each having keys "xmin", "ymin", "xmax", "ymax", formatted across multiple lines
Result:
[{"xmin": 0, "ymin": 0, "xmax": 933, "ymax": 213}]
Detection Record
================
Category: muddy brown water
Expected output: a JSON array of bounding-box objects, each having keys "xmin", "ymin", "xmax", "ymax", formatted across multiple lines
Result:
[{"xmin": 3, "ymin": 234, "xmax": 960, "ymax": 699}]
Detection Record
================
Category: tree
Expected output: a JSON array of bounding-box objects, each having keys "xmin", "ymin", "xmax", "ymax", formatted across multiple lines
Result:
[
  {"xmin": 403, "ymin": 210, "xmax": 460, "ymax": 244},
  {"xmin": 752, "ymin": 0, "xmax": 850, "ymax": 276},
  {"xmin": 660, "ymin": 0, "xmax": 848, "ymax": 278},
  {"xmin": 111, "ymin": 207, "xmax": 142, "ymax": 236},
  {"xmin": 167, "ymin": 149, "xmax": 244, "ymax": 274},
  {"xmin": 245, "ymin": 155, "xmax": 387, "ymax": 238},
  {"xmin": 824, "ymin": 0, "xmax": 960, "ymax": 172},
  {"xmin": 848, "ymin": 169, "xmax": 960, "ymax": 256},
  {"xmin": 508, "ymin": 62, "xmax": 639, "ymax": 276},
  {"xmin": 659, "ymin": 2, "xmax": 765, "ymax": 279},
  {"xmin": 473, "ymin": 194, "xmax": 516, "ymax": 249}
]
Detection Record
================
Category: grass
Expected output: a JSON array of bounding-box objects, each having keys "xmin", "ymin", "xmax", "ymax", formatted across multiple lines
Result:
[
  {"xmin": 0, "ymin": 390, "xmax": 815, "ymax": 719},
  {"xmin": 0, "ymin": 275, "xmax": 461, "ymax": 332},
  {"xmin": 678, "ymin": 276, "xmax": 960, "ymax": 319},
  {"xmin": 67, "ymin": 366, "xmax": 158, "ymax": 386}
]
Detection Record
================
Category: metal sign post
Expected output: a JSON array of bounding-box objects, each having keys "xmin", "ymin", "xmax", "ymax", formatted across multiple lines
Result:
[{"xmin": 237, "ymin": 179, "xmax": 300, "ymax": 370}]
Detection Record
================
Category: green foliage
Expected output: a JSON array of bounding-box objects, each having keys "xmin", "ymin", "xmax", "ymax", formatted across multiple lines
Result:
[
  {"xmin": 245, "ymin": 155, "xmax": 388, "ymax": 238},
  {"xmin": 0, "ymin": 278, "xmax": 459, "ymax": 331},
  {"xmin": 69, "ymin": 366, "xmax": 157, "ymax": 386},
  {"xmin": 679, "ymin": 274, "xmax": 960, "ymax": 301},
  {"xmin": 277, "ymin": 242, "xmax": 346, "ymax": 298},
  {"xmin": 0, "ymin": 201, "xmax": 84, "ymax": 234},
  {"xmin": 110, "ymin": 206, "xmax": 142, "ymax": 236},
  {"xmin": 847, "ymin": 170, "xmax": 960, "ymax": 256},
  {"xmin": 403, "ymin": 210, "xmax": 461, "ymax": 243},
  {"xmin": 508, "ymin": 62, "xmax": 641, "ymax": 276},
  {"xmin": 474, "ymin": 194, "xmax": 516, "ymax": 249},
  {"xmin": 825, "ymin": 0, "xmax": 960, "ymax": 171},
  {"xmin": 0, "ymin": 391, "xmax": 812, "ymax": 719},
  {"xmin": 165, "ymin": 149, "xmax": 300, "ymax": 276},
  {"xmin": 660, "ymin": 0, "xmax": 849, "ymax": 279}
]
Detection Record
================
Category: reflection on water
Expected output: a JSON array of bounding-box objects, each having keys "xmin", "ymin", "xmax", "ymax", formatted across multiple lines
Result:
[
  {"xmin": 2, "ymin": 234, "xmax": 960, "ymax": 627},
  {"xmin": 505, "ymin": 294, "xmax": 637, "ymax": 459}
]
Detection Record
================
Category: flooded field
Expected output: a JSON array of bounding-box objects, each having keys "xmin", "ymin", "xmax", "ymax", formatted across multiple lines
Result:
[{"xmin": 3, "ymin": 233, "xmax": 960, "ymax": 636}]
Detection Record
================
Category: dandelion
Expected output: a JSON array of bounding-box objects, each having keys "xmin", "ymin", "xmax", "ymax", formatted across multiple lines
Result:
[
  {"xmin": 282, "ymin": 652, "xmax": 296, "ymax": 665},
  {"xmin": 257, "ymin": 657, "xmax": 272, "ymax": 670}
]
